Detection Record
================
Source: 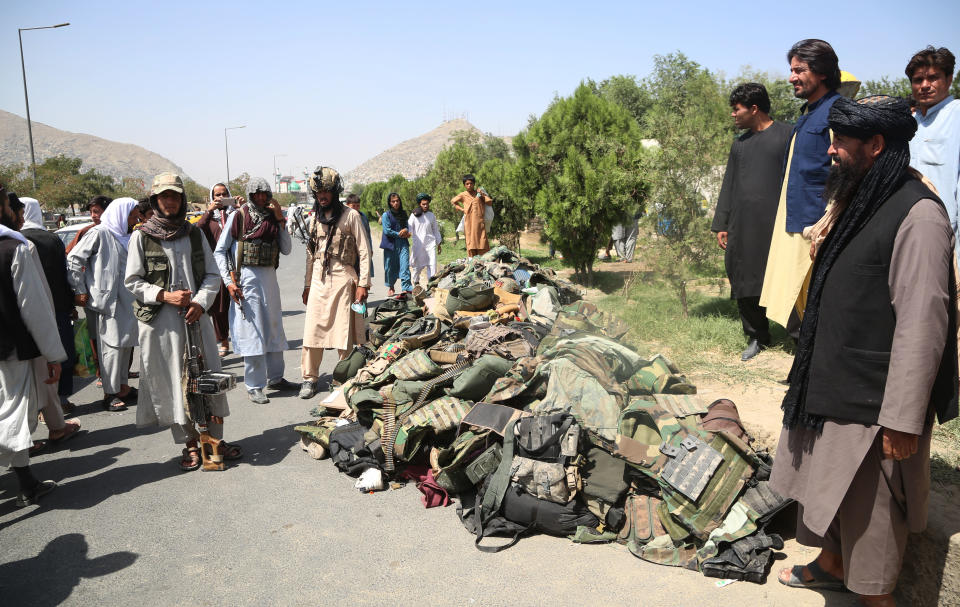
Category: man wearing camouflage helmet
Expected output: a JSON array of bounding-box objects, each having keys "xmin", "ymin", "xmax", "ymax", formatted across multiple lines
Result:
[
  {"xmin": 125, "ymin": 173, "xmax": 242, "ymax": 471},
  {"xmin": 213, "ymin": 177, "xmax": 296, "ymax": 404},
  {"xmin": 299, "ymin": 167, "xmax": 372, "ymax": 399}
]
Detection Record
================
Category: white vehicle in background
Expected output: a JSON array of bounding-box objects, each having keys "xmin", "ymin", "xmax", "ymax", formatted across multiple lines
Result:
[{"xmin": 55, "ymin": 221, "xmax": 94, "ymax": 247}]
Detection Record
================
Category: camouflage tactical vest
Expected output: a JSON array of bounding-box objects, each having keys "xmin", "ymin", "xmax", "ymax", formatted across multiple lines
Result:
[
  {"xmin": 133, "ymin": 226, "xmax": 207, "ymax": 324},
  {"xmin": 236, "ymin": 206, "xmax": 280, "ymax": 268}
]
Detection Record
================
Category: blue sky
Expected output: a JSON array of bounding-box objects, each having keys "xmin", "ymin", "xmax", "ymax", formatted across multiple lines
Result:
[{"xmin": 2, "ymin": 0, "xmax": 958, "ymax": 188}]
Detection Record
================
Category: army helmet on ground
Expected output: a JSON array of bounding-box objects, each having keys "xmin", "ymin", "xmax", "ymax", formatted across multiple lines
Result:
[{"xmin": 309, "ymin": 166, "xmax": 344, "ymax": 195}]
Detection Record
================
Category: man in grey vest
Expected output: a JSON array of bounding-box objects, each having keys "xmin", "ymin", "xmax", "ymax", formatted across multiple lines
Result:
[{"xmin": 771, "ymin": 96, "xmax": 957, "ymax": 606}]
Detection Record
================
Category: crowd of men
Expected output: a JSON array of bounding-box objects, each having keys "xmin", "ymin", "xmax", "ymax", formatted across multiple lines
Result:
[
  {"xmin": 712, "ymin": 39, "xmax": 958, "ymax": 606},
  {"xmin": 1, "ymin": 37, "xmax": 957, "ymax": 604}
]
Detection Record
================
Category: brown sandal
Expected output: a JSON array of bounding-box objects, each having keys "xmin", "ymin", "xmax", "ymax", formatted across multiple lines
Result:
[{"xmin": 180, "ymin": 447, "xmax": 201, "ymax": 471}]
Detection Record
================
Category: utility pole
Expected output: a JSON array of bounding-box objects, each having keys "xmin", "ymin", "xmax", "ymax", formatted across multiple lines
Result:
[
  {"xmin": 18, "ymin": 22, "xmax": 70, "ymax": 190},
  {"xmin": 224, "ymin": 125, "xmax": 246, "ymax": 186}
]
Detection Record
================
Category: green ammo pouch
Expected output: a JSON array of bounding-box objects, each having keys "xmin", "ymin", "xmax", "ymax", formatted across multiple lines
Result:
[
  {"xmin": 618, "ymin": 494, "xmax": 668, "ymax": 549},
  {"xmin": 431, "ymin": 430, "xmax": 501, "ymax": 494},
  {"xmin": 580, "ymin": 445, "xmax": 630, "ymax": 513},
  {"xmin": 390, "ymin": 349, "xmax": 442, "ymax": 381},
  {"xmin": 447, "ymin": 354, "xmax": 514, "ymax": 402},
  {"xmin": 394, "ymin": 396, "xmax": 473, "ymax": 462}
]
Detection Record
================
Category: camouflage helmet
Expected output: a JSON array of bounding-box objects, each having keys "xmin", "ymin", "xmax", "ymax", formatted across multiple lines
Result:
[
  {"xmin": 495, "ymin": 277, "xmax": 521, "ymax": 294},
  {"xmin": 309, "ymin": 166, "xmax": 344, "ymax": 195}
]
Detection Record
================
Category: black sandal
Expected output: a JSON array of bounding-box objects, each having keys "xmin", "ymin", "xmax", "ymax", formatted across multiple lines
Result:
[
  {"xmin": 220, "ymin": 441, "xmax": 243, "ymax": 461},
  {"xmin": 180, "ymin": 447, "xmax": 201, "ymax": 471}
]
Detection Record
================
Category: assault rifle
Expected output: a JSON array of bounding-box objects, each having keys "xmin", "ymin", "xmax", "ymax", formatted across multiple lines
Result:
[
  {"xmin": 290, "ymin": 205, "xmax": 310, "ymax": 245},
  {"xmin": 225, "ymin": 241, "xmax": 246, "ymax": 321},
  {"xmin": 175, "ymin": 281, "xmax": 237, "ymax": 471}
]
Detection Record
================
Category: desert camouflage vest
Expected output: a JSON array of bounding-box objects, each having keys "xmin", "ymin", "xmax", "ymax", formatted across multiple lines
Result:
[{"xmin": 134, "ymin": 226, "xmax": 207, "ymax": 324}]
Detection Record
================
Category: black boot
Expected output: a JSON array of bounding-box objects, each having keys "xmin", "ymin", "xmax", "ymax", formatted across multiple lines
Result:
[{"xmin": 741, "ymin": 339, "xmax": 763, "ymax": 361}]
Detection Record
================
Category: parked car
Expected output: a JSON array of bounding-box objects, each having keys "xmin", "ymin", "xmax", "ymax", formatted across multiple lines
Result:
[{"xmin": 55, "ymin": 222, "xmax": 94, "ymax": 247}]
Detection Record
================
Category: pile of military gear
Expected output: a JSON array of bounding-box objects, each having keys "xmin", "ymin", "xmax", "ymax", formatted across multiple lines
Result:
[{"xmin": 296, "ymin": 246, "xmax": 791, "ymax": 583}]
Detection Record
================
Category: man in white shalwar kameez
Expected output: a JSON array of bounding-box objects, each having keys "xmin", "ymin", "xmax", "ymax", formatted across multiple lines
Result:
[
  {"xmin": 68, "ymin": 198, "xmax": 141, "ymax": 411},
  {"xmin": 125, "ymin": 173, "xmax": 242, "ymax": 472},
  {"xmin": 409, "ymin": 193, "xmax": 442, "ymax": 287},
  {"xmin": 0, "ymin": 187, "xmax": 64, "ymax": 506},
  {"xmin": 214, "ymin": 177, "xmax": 296, "ymax": 404}
]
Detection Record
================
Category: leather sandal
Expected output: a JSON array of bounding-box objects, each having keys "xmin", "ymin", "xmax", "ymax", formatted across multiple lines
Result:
[
  {"xmin": 180, "ymin": 447, "xmax": 201, "ymax": 471},
  {"xmin": 779, "ymin": 561, "xmax": 847, "ymax": 591}
]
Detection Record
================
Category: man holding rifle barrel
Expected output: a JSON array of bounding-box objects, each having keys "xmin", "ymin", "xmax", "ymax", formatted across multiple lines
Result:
[
  {"xmin": 126, "ymin": 173, "xmax": 242, "ymax": 471},
  {"xmin": 214, "ymin": 177, "xmax": 296, "ymax": 404}
]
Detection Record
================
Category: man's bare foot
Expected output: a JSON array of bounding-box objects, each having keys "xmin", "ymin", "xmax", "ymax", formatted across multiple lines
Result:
[{"xmin": 858, "ymin": 595, "xmax": 895, "ymax": 607}]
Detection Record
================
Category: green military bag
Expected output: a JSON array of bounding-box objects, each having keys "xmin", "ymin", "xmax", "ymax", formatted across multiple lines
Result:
[
  {"xmin": 580, "ymin": 445, "xmax": 630, "ymax": 517},
  {"xmin": 446, "ymin": 354, "xmax": 514, "ymax": 402},
  {"xmin": 368, "ymin": 297, "xmax": 422, "ymax": 347},
  {"xmin": 394, "ymin": 396, "xmax": 473, "ymax": 462},
  {"xmin": 390, "ymin": 349, "xmax": 442, "ymax": 381},
  {"xmin": 431, "ymin": 430, "xmax": 501, "ymax": 494},
  {"xmin": 332, "ymin": 346, "xmax": 374, "ymax": 385}
]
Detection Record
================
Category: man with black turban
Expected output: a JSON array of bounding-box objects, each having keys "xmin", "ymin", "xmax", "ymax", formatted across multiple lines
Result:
[{"xmin": 771, "ymin": 96, "xmax": 958, "ymax": 605}]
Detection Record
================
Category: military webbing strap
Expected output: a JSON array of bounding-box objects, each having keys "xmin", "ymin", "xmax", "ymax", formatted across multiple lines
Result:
[{"xmin": 475, "ymin": 418, "xmax": 531, "ymax": 552}]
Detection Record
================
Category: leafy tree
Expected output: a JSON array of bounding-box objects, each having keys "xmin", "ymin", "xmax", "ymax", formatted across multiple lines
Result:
[
  {"xmin": 859, "ymin": 76, "xmax": 912, "ymax": 98},
  {"xmin": 588, "ymin": 75, "xmax": 653, "ymax": 125},
  {"xmin": 731, "ymin": 67, "xmax": 803, "ymax": 123},
  {"xmin": 1, "ymin": 155, "xmax": 120, "ymax": 214},
  {"xmin": 513, "ymin": 83, "xmax": 646, "ymax": 285},
  {"xmin": 476, "ymin": 156, "xmax": 530, "ymax": 242},
  {"xmin": 227, "ymin": 173, "xmax": 250, "ymax": 203},
  {"xmin": 641, "ymin": 53, "xmax": 731, "ymax": 316}
]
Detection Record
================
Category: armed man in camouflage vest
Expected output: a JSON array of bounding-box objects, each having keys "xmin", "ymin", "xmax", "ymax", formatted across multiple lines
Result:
[
  {"xmin": 299, "ymin": 166, "xmax": 372, "ymax": 399},
  {"xmin": 125, "ymin": 173, "xmax": 243, "ymax": 471},
  {"xmin": 213, "ymin": 176, "xmax": 296, "ymax": 404}
]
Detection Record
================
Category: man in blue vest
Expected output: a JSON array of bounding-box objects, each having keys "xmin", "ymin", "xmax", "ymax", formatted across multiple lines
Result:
[{"xmin": 760, "ymin": 39, "xmax": 843, "ymax": 336}]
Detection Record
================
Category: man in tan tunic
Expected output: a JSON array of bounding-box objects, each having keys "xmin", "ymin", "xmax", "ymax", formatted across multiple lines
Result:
[
  {"xmin": 299, "ymin": 167, "xmax": 371, "ymax": 399},
  {"xmin": 451, "ymin": 174, "xmax": 492, "ymax": 256},
  {"xmin": 772, "ymin": 96, "xmax": 957, "ymax": 606}
]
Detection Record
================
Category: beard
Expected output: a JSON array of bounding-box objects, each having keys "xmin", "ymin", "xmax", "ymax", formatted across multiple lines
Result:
[{"xmin": 824, "ymin": 156, "xmax": 869, "ymax": 209}]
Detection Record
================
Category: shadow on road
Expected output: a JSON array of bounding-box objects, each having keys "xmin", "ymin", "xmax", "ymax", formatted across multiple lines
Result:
[
  {"xmin": 0, "ymin": 533, "xmax": 137, "ymax": 606},
  {"xmin": 237, "ymin": 423, "xmax": 299, "ymax": 466},
  {"xmin": 282, "ymin": 309, "xmax": 304, "ymax": 317}
]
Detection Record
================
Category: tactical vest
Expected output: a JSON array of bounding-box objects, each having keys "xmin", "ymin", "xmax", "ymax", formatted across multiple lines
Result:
[
  {"xmin": 235, "ymin": 205, "xmax": 280, "ymax": 268},
  {"xmin": 133, "ymin": 226, "xmax": 207, "ymax": 324},
  {"xmin": 0, "ymin": 238, "xmax": 41, "ymax": 361},
  {"xmin": 311, "ymin": 212, "xmax": 358, "ymax": 270},
  {"xmin": 805, "ymin": 178, "xmax": 959, "ymax": 425}
]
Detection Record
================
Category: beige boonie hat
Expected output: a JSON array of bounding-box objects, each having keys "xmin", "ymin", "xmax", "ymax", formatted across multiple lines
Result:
[{"xmin": 151, "ymin": 172, "xmax": 185, "ymax": 196}]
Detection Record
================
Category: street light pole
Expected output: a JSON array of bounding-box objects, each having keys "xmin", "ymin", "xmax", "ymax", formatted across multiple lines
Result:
[
  {"xmin": 18, "ymin": 22, "xmax": 70, "ymax": 191},
  {"xmin": 273, "ymin": 153, "xmax": 287, "ymax": 192},
  {"xmin": 224, "ymin": 125, "xmax": 246, "ymax": 187}
]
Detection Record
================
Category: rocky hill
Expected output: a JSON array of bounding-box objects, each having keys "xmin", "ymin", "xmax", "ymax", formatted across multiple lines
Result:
[
  {"xmin": 343, "ymin": 118, "xmax": 483, "ymax": 187},
  {"xmin": 0, "ymin": 109, "xmax": 187, "ymax": 183}
]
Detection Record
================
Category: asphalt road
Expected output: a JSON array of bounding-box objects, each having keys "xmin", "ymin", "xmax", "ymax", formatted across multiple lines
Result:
[{"xmin": 0, "ymin": 239, "xmax": 858, "ymax": 607}]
